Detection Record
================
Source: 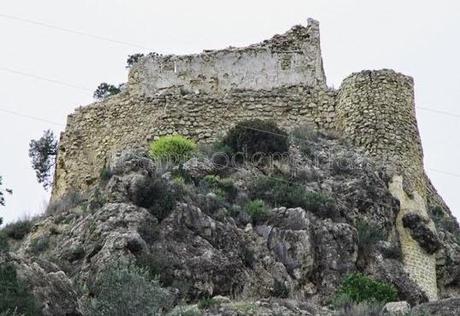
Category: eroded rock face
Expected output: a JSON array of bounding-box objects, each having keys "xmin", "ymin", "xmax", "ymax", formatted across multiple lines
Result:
[
  {"xmin": 1, "ymin": 254, "xmax": 80, "ymax": 316},
  {"xmin": 312, "ymin": 220, "xmax": 358, "ymax": 300},
  {"xmin": 402, "ymin": 213, "xmax": 441, "ymax": 254},
  {"xmin": 153, "ymin": 203, "xmax": 250, "ymax": 298},
  {"xmin": 382, "ymin": 301, "xmax": 410, "ymax": 316},
  {"xmin": 266, "ymin": 207, "xmax": 314, "ymax": 280},
  {"xmin": 411, "ymin": 297, "xmax": 460, "ymax": 315},
  {"xmin": 6, "ymin": 144, "xmax": 450, "ymax": 315}
]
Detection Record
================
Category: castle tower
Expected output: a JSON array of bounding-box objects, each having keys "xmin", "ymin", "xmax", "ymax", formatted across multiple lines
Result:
[{"xmin": 337, "ymin": 70, "xmax": 438, "ymax": 300}]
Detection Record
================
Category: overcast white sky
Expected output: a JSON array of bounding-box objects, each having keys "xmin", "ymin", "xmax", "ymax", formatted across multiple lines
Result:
[{"xmin": 0, "ymin": 0, "xmax": 459, "ymax": 224}]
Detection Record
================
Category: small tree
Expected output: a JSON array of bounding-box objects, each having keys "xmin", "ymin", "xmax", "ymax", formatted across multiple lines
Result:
[
  {"xmin": 0, "ymin": 176, "xmax": 11, "ymax": 208},
  {"xmin": 29, "ymin": 130, "xmax": 58, "ymax": 190},
  {"xmin": 126, "ymin": 53, "xmax": 145, "ymax": 68},
  {"xmin": 0, "ymin": 176, "xmax": 4, "ymax": 207},
  {"xmin": 93, "ymin": 83, "xmax": 121, "ymax": 100}
]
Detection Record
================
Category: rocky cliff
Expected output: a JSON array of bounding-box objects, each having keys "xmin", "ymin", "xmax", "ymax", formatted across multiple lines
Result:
[{"xmin": 2, "ymin": 126, "xmax": 460, "ymax": 315}]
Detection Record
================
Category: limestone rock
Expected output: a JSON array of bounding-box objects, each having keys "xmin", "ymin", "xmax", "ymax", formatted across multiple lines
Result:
[
  {"xmin": 402, "ymin": 213, "xmax": 441, "ymax": 254},
  {"xmin": 264, "ymin": 208, "xmax": 315, "ymax": 281},
  {"xmin": 382, "ymin": 301, "xmax": 410, "ymax": 315},
  {"xmin": 411, "ymin": 298, "xmax": 460, "ymax": 316},
  {"xmin": 1, "ymin": 254, "xmax": 79, "ymax": 316},
  {"xmin": 313, "ymin": 219, "xmax": 358, "ymax": 300},
  {"xmin": 108, "ymin": 148, "xmax": 155, "ymax": 177},
  {"xmin": 182, "ymin": 157, "xmax": 215, "ymax": 179}
]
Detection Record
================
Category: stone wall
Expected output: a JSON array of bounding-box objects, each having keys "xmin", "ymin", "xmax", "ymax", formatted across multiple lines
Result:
[
  {"xmin": 389, "ymin": 176, "xmax": 438, "ymax": 301},
  {"xmin": 128, "ymin": 19, "xmax": 326, "ymax": 97},
  {"xmin": 336, "ymin": 70, "xmax": 425, "ymax": 194},
  {"xmin": 53, "ymin": 85, "xmax": 336, "ymax": 198}
]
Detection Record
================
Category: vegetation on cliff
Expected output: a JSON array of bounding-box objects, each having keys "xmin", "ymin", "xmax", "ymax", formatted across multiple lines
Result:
[
  {"xmin": 29, "ymin": 130, "xmax": 58, "ymax": 190},
  {"xmin": 2, "ymin": 120, "xmax": 460, "ymax": 315}
]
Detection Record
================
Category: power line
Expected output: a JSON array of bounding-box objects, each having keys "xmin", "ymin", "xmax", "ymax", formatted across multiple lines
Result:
[
  {"xmin": 416, "ymin": 106, "xmax": 460, "ymax": 119},
  {"xmin": 2, "ymin": 62, "xmax": 460, "ymax": 178},
  {"xmin": 240, "ymin": 125, "xmax": 460, "ymax": 181},
  {"xmin": 0, "ymin": 13, "xmax": 151, "ymax": 51},
  {"xmin": 0, "ymin": 107, "xmax": 64, "ymax": 127},
  {"xmin": 4, "ymin": 64, "xmax": 460, "ymax": 120},
  {"xmin": 2, "ymin": 102, "xmax": 460, "ymax": 178},
  {"xmin": 2, "ymin": 13, "xmax": 460, "ymax": 121},
  {"xmin": 0, "ymin": 67, "xmax": 91, "ymax": 92},
  {"xmin": 427, "ymin": 168, "xmax": 460, "ymax": 179}
]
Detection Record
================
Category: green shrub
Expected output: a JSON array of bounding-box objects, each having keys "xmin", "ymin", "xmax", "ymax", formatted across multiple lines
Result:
[
  {"xmin": 430, "ymin": 205, "xmax": 460, "ymax": 235},
  {"xmin": 99, "ymin": 166, "xmax": 113, "ymax": 184},
  {"xmin": 30, "ymin": 236, "xmax": 50, "ymax": 255},
  {"xmin": 93, "ymin": 83, "xmax": 121, "ymax": 100},
  {"xmin": 81, "ymin": 265, "xmax": 172, "ymax": 316},
  {"xmin": 431, "ymin": 205, "xmax": 444, "ymax": 218},
  {"xmin": 204, "ymin": 141, "xmax": 234, "ymax": 170},
  {"xmin": 201, "ymin": 175, "xmax": 220, "ymax": 188},
  {"xmin": 149, "ymin": 135, "xmax": 197, "ymax": 163},
  {"xmin": 0, "ymin": 232, "xmax": 9, "ymax": 253},
  {"xmin": 130, "ymin": 176, "xmax": 177, "ymax": 221},
  {"xmin": 2, "ymin": 219, "xmax": 33, "ymax": 240},
  {"xmin": 221, "ymin": 119, "xmax": 289, "ymax": 158},
  {"xmin": 199, "ymin": 175, "xmax": 238, "ymax": 202},
  {"xmin": 0, "ymin": 263, "xmax": 41, "ymax": 315},
  {"xmin": 290, "ymin": 124, "xmax": 320, "ymax": 157},
  {"xmin": 336, "ymin": 273, "xmax": 397, "ymax": 305},
  {"xmin": 356, "ymin": 221, "xmax": 386, "ymax": 256},
  {"xmin": 135, "ymin": 251, "xmax": 169, "ymax": 282},
  {"xmin": 245, "ymin": 199, "xmax": 270, "ymax": 223},
  {"xmin": 249, "ymin": 177, "xmax": 335, "ymax": 217},
  {"xmin": 137, "ymin": 221, "xmax": 160, "ymax": 245},
  {"xmin": 126, "ymin": 53, "xmax": 145, "ymax": 68},
  {"xmin": 272, "ymin": 279, "xmax": 289, "ymax": 298},
  {"xmin": 198, "ymin": 297, "xmax": 218, "ymax": 310},
  {"xmin": 240, "ymin": 245, "xmax": 256, "ymax": 268}
]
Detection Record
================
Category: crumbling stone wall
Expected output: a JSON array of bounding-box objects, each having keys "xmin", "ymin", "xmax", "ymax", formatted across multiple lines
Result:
[
  {"xmin": 128, "ymin": 19, "xmax": 326, "ymax": 97},
  {"xmin": 53, "ymin": 19, "xmax": 442, "ymax": 301},
  {"xmin": 53, "ymin": 85, "xmax": 336, "ymax": 198}
]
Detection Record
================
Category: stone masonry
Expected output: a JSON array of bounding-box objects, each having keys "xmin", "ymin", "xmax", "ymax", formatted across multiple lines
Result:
[
  {"xmin": 128, "ymin": 18, "xmax": 326, "ymax": 97},
  {"xmin": 53, "ymin": 19, "xmax": 441, "ymax": 300}
]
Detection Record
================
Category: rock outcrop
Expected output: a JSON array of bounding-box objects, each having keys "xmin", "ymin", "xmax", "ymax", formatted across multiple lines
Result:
[{"xmin": 4, "ymin": 128, "xmax": 458, "ymax": 314}]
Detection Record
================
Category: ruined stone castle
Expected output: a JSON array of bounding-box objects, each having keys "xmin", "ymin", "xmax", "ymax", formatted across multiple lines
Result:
[{"xmin": 53, "ymin": 18, "xmax": 444, "ymax": 301}]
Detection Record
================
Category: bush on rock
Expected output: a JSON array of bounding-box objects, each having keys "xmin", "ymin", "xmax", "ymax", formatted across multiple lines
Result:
[{"xmin": 149, "ymin": 135, "xmax": 197, "ymax": 164}]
